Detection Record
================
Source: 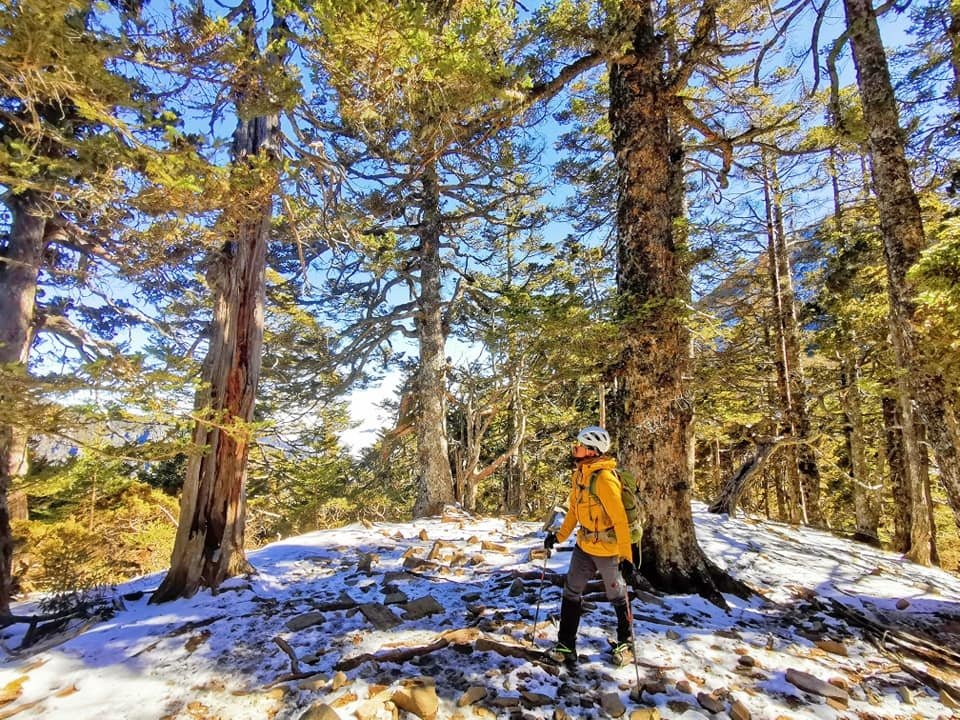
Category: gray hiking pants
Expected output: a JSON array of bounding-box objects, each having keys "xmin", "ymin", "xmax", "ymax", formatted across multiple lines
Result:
[{"xmin": 562, "ymin": 544, "xmax": 627, "ymax": 604}]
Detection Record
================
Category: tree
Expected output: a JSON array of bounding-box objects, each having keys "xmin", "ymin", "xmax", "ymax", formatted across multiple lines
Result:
[
  {"xmin": 0, "ymin": 0, "xmax": 175, "ymax": 612},
  {"xmin": 842, "ymin": 0, "xmax": 960, "ymax": 564},
  {"xmin": 607, "ymin": 0, "xmax": 754, "ymax": 602},
  {"xmin": 151, "ymin": 0, "xmax": 289, "ymax": 601},
  {"xmin": 298, "ymin": 0, "xmax": 543, "ymax": 517}
]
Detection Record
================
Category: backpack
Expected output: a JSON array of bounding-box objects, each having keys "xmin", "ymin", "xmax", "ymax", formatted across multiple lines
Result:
[{"xmin": 586, "ymin": 467, "xmax": 643, "ymax": 544}]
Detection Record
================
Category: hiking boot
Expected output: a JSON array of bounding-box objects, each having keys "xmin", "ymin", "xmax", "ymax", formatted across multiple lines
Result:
[
  {"xmin": 547, "ymin": 642, "xmax": 578, "ymax": 665},
  {"xmin": 611, "ymin": 641, "xmax": 633, "ymax": 666}
]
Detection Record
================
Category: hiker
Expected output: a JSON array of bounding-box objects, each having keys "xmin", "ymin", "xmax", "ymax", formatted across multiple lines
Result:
[{"xmin": 544, "ymin": 425, "xmax": 636, "ymax": 666}]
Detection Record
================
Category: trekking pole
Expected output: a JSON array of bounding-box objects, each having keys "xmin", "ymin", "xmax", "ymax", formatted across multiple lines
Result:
[
  {"xmin": 624, "ymin": 587, "xmax": 644, "ymax": 701},
  {"xmin": 529, "ymin": 549, "xmax": 550, "ymax": 640},
  {"xmin": 528, "ymin": 504, "xmax": 564, "ymax": 643}
]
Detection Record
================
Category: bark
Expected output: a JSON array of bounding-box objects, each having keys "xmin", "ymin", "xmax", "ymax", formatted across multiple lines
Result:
[
  {"xmin": 502, "ymin": 373, "xmax": 527, "ymax": 515},
  {"xmin": 761, "ymin": 153, "xmax": 822, "ymax": 526},
  {"xmin": 949, "ymin": 1, "xmax": 960, "ymax": 110},
  {"xmin": 840, "ymin": 354, "xmax": 880, "ymax": 543},
  {"xmin": 0, "ymin": 191, "xmax": 46, "ymax": 613},
  {"xmin": 151, "ymin": 50, "xmax": 277, "ymax": 601},
  {"xmin": 883, "ymin": 395, "xmax": 911, "ymax": 553},
  {"xmin": 412, "ymin": 161, "xmax": 455, "ymax": 518},
  {"xmin": 610, "ymin": 0, "xmax": 749, "ymax": 606},
  {"xmin": 843, "ymin": 0, "xmax": 960, "ymax": 560}
]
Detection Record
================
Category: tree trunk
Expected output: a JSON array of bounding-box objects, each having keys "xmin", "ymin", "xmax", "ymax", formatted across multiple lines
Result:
[
  {"xmin": 949, "ymin": 3, "xmax": 960, "ymax": 111},
  {"xmin": 609, "ymin": 0, "xmax": 747, "ymax": 605},
  {"xmin": 151, "ymin": 99, "xmax": 277, "ymax": 602},
  {"xmin": 503, "ymin": 372, "xmax": 527, "ymax": 515},
  {"xmin": 840, "ymin": 354, "xmax": 880, "ymax": 543},
  {"xmin": 412, "ymin": 161, "xmax": 454, "ymax": 518},
  {"xmin": 761, "ymin": 152, "xmax": 823, "ymax": 525},
  {"xmin": 708, "ymin": 441, "xmax": 779, "ymax": 516},
  {"xmin": 0, "ymin": 191, "xmax": 45, "ymax": 613},
  {"xmin": 883, "ymin": 395, "xmax": 911, "ymax": 553},
  {"xmin": 843, "ymin": 0, "xmax": 960, "ymax": 561}
]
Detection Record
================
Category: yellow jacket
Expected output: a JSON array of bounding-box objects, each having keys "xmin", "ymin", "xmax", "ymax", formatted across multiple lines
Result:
[{"xmin": 555, "ymin": 456, "xmax": 632, "ymax": 561}]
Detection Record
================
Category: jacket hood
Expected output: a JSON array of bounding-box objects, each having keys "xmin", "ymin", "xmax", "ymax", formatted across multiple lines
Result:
[{"xmin": 577, "ymin": 455, "xmax": 617, "ymax": 473}]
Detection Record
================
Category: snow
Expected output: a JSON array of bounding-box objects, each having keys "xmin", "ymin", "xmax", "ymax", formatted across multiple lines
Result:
[{"xmin": 2, "ymin": 502, "xmax": 960, "ymax": 719}]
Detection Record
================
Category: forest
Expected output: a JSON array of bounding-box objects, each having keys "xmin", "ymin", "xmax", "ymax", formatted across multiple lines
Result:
[{"xmin": 0, "ymin": 0, "xmax": 958, "ymax": 616}]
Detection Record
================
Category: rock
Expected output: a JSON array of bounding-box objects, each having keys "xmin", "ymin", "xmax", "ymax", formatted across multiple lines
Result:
[
  {"xmin": 298, "ymin": 676, "xmax": 329, "ymax": 692},
  {"xmin": 940, "ymin": 688, "xmax": 960, "ymax": 709},
  {"xmin": 357, "ymin": 552, "xmax": 378, "ymax": 572},
  {"xmin": 287, "ymin": 612, "xmax": 326, "ymax": 631},
  {"xmin": 331, "ymin": 671, "xmax": 349, "ymax": 691},
  {"xmin": 826, "ymin": 697, "xmax": 848, "ymax": 711},
  {"xmin": 715, "ymin": 629, "xmax": 741, "ymax": 640},
  {"xmin": 784, "ymin": 669, "xmax": 849, "ymax": 701},
  {"xmin": 355, "ymin": 700, "xmax": 384, "ymax": 720},
  {"xmin": 401, "ymin": 595, "xmax": 444, "ymax": 620},
  {"xmin": 332, "ymin": 691, "xmax": 357, "ymax": 708},
  {"xmin": 467, "ymin": 536, "xmax": 480, "ymax": 544},
  {"xmin": 383, "ymin": 591, "xmax": 409, "ymax": 605},
  {"xmin": 600, "ymin": 692, "xmax": 626, "ymax": 717},
  {"xmin": 676, "ymin": 680, "xmax": 693, "ymax": 694},
  {"xmin": 896, "ymin": 598, "xmax": 910, "ymax": 610},
  {"xmin": 457, "ymin": 687, "xmax": 488, "ymax": 707},
  {"xmin": 528, "ymin": 548, "xmax": 550, "ymax": 561},
  {"xmin": 419, "ymin": 529, "xmax": 429, "ymax": 541},
  {"xmin": 554, "ymin": 709, "xmax": 573, "ymax": 720},
  {"xmin": 358, "ymin": 603, "xmax": 401, "ymax": 630},
  {"xmin": 489, "ymin": 696, "xmax": 521, "ymax": 708},
  {"xmin": 392, "ymin": 679, "xmax": 439, "ymax": 720},
  {"xmin": 896, "ymin": 686, "xmax": 913, "ymax": 704},
  {"xmin": 737, "ymin": 656, "xmax": 755, "ymax": 668},
  {"xmin": 481, "ymin": 540, "xmax": 508, "ymax": 553},
  {"xmin": 629, "ymin": 710, "xmax": 661, "ymax": 720},
  {"xmin": 730, "ymin": 698, "xmax": 750, "ymax": 720},
  {"xmin": 298, "ymin": 703, "xmax": 341, "ymax": 720},
  {"xmin": 520, "ymin": 691, "xmax": 552, "ymax": 707},
  {"xmin": 666, "ymin": 630, "xmax": 681, "ymax": 641},
  {"xmin": 696, "ymin": 692, "xmax": 724, "ymax": 713},
  {"xmin": 643, "ymin": 680, "xmax": 667, "ymax": 695},
  {"xmin": 508, "ymin": 579, "xmax": 525, "ymax": 597},
  {"xmin": 814, "ymin": 640, "xmax": 847, "ymax": 656}
]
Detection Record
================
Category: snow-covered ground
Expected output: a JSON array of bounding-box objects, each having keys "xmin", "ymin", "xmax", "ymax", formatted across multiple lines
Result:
[{"xmin": 2, "ymin": 502, "xmax": 960, "ymax": 719}]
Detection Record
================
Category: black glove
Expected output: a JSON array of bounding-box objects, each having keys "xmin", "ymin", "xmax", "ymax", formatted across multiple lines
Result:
[
  {"xmin": 544, "ymin": 532, "xmax": 558, "ymax": 550},
  {"xmin": 619, "ymin": 559, "xmax": 636, "ymax": 586},
  {"xmin": 631, "ymin": 542, "xmax": 640, "ymax": 566}
]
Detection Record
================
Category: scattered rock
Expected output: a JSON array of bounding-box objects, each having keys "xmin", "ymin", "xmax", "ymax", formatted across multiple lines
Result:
[
  {"xmin": 489, "ymin": 696, "xmax": 521, "ymax": 708},
  {"xmin": 418, "ymin": 529, "xmax": 429, "ymax": 541},
  {"xmin": 666, "ymin": 630, "xmax": 681, "ymax": 641},
  {"xmin": 715, "ymin": 629, "xmax": 741, "ymax": 640},
  {"xmin": 520, "ymin": 691, "xmax": 552, "ymax": 707},
  {"xmin": 730, "ymin": 698, "xmax": 750, "ymax": 720},
  {"xmin": 895, "ymin": 598, "xmax": 910, "ymax": 610},
  {"xmin": 357, "ymin": 552, "xmax": 378, "ymax": 572},
  {"xmin": 508, "ymin": 579, "xmax": 525, "ymax": 597},
  {"xmin": 940, "ymin": 688, "xmax": 960, "ymax": 709},
  {"xmin": 331, "ymin": 691, "xmax": 357, "ymax": 708},
  {"xmin": 814, "ymin": 639, "xmax": 847, "ymax": 656},
  {"xmin": 401, "ymin": 595, "xmax": 444, "ymax": 620},
  {"xmin": 392, "ymin": 678, "xmax": 439, "ymax": 720},
  {"xmin": 298, "ymin": 703, "xmax": 341, "ymax": 720},
  {"xmin": 331, "ymin": 671, "xmax": 349, "ymax": 691},
  {"xmin": 737, "ymin": 656, "xmax": 755, "ymax": 668},
  {"xmin": 628, "ymin": 709, "xmax": 661, "ymax": 720},
  {"xmin": 675, "ymin": 680, "xmax": 692, "ymax": 694},
  {"xmin": 896, "ymin": 686, "xmax": 913, "ymax": 704},
  {"xmin": 457, "ymin": 687, "xmax": 488, "ymax": 707},
  {"xmin": 785, "ymin": 669, "xmax": 849, "ymax": 701},
  {"xmin": 358, "ymin": 603, "xmax": 401, "ymax": 630},
  {"xmin": 643, "ymin": 680, "xmax": 667, "ymax": 695},
  {"xmin": 528, "ymin": 548, "xmax": 550, "ymax": 561},
  {"xmin": 384, "ymin": 591, "xmax": 409, "ymax": 605},
  {"xmin": 696, "ymin": 692, "xmax": 724, "ymax": 713},
  {"xmin": 297, "ymin": 676, "xmax": 329, "ymax": 692},
  {"xmin": 287, "ymin": 612, "xmax": 326, "ymax": 631},
  {"xmin": 481, "ymin": 540, "xmax": 508, "ymax": 553},
  {"xmin": 600, "ymin": 692, "xmax": 626, "ymax": 717}
]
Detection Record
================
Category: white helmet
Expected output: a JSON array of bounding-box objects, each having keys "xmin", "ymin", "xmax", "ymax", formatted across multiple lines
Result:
[{"xmin": 577, "ymin": 426, "xmax": 611, "ymax": 454}]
